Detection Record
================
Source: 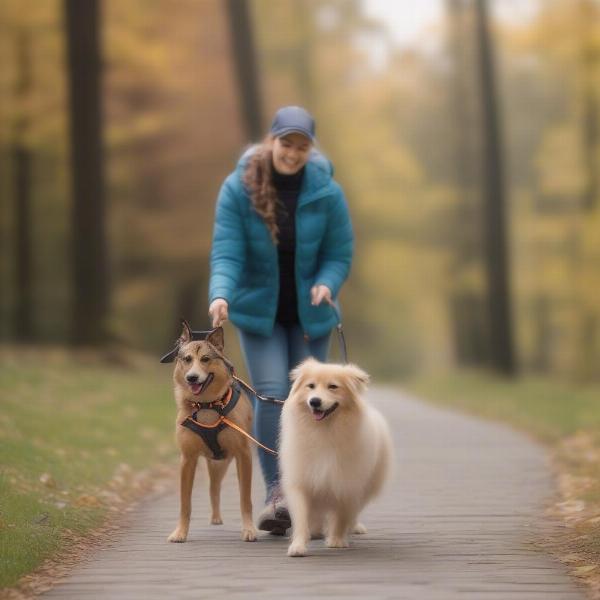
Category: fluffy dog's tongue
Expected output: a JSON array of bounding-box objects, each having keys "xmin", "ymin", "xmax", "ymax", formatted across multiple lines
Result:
[
  {"xmin": 312, "ymin": 409, "xmax": 326, "ymax": 421},
  {"xmin": 190, "ymin": 383, "xmax": 202, "ymax": 395}
]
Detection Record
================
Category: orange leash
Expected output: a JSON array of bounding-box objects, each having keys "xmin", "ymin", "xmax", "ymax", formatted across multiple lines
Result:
[
  {"xmin": 221, "ymin": 416, "xmax": 279, "ymax": 456},
  {"xmin": 185, "ymin": 413, "xmax": 278, "ymax": 456}
]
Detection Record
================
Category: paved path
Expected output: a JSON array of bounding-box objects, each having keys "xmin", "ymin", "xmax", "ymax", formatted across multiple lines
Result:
[{"xmin": 44, "ymin": 388, "xmax": 585, "ymax": 599}]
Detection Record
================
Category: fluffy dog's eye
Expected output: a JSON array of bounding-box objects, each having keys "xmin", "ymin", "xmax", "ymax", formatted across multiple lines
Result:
[
  {"xmin": 183, "ymin": 355, "xmax": 193, "ymax": 364},
  {"xmin": 328, "ymin": 384, "xmax": 339, "ymax": 390},
  {"xmin": 307, "ymin": 383, "xmax": 315, "ymax": 389},
  {"xmin": 200, "ymin": 355, "xmax": 210, "ymax": 363}
]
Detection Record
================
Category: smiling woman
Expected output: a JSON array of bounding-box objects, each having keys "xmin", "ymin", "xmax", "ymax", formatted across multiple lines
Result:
[
  {"xmin": 272, "ymin": 133, "xmax": 312, "ymax": 175},
  {"xmin": 207, "ymin": 105, "xmax": 354, "ymax": 536}
]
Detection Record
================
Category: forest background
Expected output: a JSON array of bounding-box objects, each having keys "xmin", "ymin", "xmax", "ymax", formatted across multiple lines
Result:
[{"xmin": 1, "ymin": 0, "xmax": 599, "ymax": 382}]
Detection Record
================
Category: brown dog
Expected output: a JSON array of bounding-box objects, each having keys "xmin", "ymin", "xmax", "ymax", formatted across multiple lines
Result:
[{"xmin": 167, "ymin": 323, "xmax": 257, "ymax": 543}]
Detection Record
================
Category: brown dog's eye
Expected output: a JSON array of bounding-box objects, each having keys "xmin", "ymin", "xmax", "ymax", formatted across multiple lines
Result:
[
  {"xmin": 307, "ymin": 383, "xmax": 315, "ymax": 389},
  {"xmin": 200, "ymin": 355, "xmax": 210, "ymax": 363},
  {"xmin": 183, "ymin": 355, "xmax": 193, "ymax": 364},
  {"xmin": 328, "ymin": 384, "xmax": 339, "ymax": 390}
]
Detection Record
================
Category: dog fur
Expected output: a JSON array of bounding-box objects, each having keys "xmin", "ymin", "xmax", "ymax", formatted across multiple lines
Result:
[
  {"xmin": 279, "ymin": 358, "xmax": 392, "ymax": 557},
  {"xmin": 167, "ymin": 323, "xmax": 257, "ymax": 543}
]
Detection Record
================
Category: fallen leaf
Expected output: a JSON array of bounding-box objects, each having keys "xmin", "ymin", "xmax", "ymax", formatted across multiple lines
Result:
[
  {"xmin": 39, "ymin": 473, "xmax": 56, "ymax": 488},
  {"xmin": 556, "ymin": 500, "xmax": 585, "ymax": 514},
  {"xmin": 561, "ymin": 554, "xmax": 581, "ymax": 564},
  {"xmin": 574, "ymin": 565, "xmax": 597, "ymax": 577},
  {"xmin": 33, "ymin": 513, "xmax": 50, "ymax": 525},
  {"xmin": 74, "ymin": 494, "xmax": 101, "ymax": 507}
]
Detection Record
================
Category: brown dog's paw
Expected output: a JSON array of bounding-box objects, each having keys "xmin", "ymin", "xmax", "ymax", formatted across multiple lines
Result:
[
  {"xmin": 167, "ymin": 528, "xmax": 188, "ymax": 543},
  {"xmin": 210, "ymin": 516, "xmax": 223, "ymax": 525},
  {"xmin": 241, "ymin": 526, "xmax": 257, "ymax": 542}
]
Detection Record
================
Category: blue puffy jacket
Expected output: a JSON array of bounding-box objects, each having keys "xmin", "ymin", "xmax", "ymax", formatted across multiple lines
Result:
[{"xmin": 209, "ymin": 147, "xmax": 353, "ymax": 339}]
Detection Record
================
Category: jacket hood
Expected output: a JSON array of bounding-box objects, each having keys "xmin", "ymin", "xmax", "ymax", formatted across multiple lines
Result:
[{"xmin": 235, "ymin": 144, "xmax": 334, "ymax": 196}]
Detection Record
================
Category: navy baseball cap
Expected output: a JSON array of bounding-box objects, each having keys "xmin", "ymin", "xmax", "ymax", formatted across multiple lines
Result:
[{"xmin": 270, "ymin": 106, "xmax": 316, "ymax": 141}]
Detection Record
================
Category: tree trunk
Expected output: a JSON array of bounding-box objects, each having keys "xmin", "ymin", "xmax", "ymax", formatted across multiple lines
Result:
[
  {"xmin": 474, "ymin": 0, "xmax": 515, "ymax": 375},
  {"xmin": 225, "ymin": 0, "xmax": 264, "ymax": 142},
  {"xmin": 446, "ymin": 0, "xmax": 489, "ymax": 365},
  {"xmin": 12, "ymin": 29, "xmax": 34, "ymax": 341},
  {"xmin": 64, "ymin": 0, "xmax": 109, "ymax": 345},
  {"xmin": 579, "ymin": 0, "xmax": 599, "ymax": 212}
]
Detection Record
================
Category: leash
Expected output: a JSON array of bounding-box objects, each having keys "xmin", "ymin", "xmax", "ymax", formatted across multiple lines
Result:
[
  {"xmin": 169, "ymin": 301, "xmax": 349, "ymax": 458},
  {"xmin": 220, "ymin": 416, "xmax": 278, "ymax": 455},
  {"xmin": 162, "ymin": 300, "xmax": 348, "ymax": 408},
  {"xmin": 183, "ymin": 382, "xmax": 280, "ymax": 457},
  {"xmin": 232, "ymin": 375, "xmax": 285, "ymax": 405},
  {"xmin": 236, "ymin": 299, "xmax": 348, "ymax": 404},
  {"xmin": 233, "ymin": 300, "xmax": 347, "ymax": 405},
  {"xmin": 184, "ymin": 412, "xmax": 279, "ymax": 456},
  {"xmin": 325, "ymin": 298, "xmax": 348, "ymax": 364}
]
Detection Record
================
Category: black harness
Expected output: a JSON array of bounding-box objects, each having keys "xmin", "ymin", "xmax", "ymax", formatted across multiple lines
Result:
[{"xmin": 180, "ymin": 381, "xmax": 242, "ymax": 460}]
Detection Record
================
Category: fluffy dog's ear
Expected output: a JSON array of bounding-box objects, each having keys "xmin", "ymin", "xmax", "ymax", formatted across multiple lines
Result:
[
  {"xmin": 345, "ymin": 363, "xmax": 370, "ymax": 395},
  {"xmin": 290, "ymin": 357, "xmax": 319, "ymax": 383},
  {"xmin": 289, "ymin": 357, "xmax": 318, "ymax": 394},
  {"xmin": 179, "ymin": 319, "xmax": 192, "ymax": 344},
  {"xmin": 207, "ymin": 327, "xmax": 225, "ymax": 352}
]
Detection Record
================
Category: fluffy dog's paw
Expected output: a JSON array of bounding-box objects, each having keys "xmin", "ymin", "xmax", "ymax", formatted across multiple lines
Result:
[
  {"xmin": 210, "ymin": 516, "xmax": 223, "ymax": 525},
  {"xmin": 326, "ymin": 536, "xmax": 349, "ymax": 548},
  {"xmin": 241, "ymin": 526, "xmax": 257, "ymax": 542},
  {"xmin": 167, "ymin": 528, "xmax": 188, "ymax": 543},
  {"xmin": 287, "ymin": 542, "xmax": 307, "ymax": 557},
  {"xmin": 352, "ymin": 522, "xmax": 368, "ymax": 535}
]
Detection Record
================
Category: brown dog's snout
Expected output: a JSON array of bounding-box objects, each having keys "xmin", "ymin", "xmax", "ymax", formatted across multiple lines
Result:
[
  {"xmin": 309, "ymin": 397, "xmax": 322, "ymax": 408},
  {"xmin": 186, "ymin": 373, "xmax": 199, "ymax": 383}
]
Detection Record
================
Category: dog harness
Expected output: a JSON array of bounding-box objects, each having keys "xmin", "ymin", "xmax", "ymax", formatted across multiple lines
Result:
[{"xmin": 181, "ymin": 383, "xmax": 242, "ymax": 460}]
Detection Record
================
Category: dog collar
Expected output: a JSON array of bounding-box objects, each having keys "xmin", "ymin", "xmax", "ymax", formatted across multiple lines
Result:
[{"xmin": 192, "ymin": 385, "xmax": 233, "ymax": 411}]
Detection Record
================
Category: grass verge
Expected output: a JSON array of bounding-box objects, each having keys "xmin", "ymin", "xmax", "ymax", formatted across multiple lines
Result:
[
  {"xmin": 0, "ymin": 346, "xmax": 177, "ymax": 592},
  {"xmin": 408, "ymin": 369, "xmax": 600, "ymax": 592}
]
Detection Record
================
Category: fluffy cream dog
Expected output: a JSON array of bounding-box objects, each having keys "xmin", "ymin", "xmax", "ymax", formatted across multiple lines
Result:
[{"xmin": 280, "ymin": 358, "xmax": 393, "ymax": 557}]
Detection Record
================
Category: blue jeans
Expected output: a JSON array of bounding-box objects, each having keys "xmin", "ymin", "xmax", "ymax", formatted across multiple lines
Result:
[{"xmin": 237, "ymin": 323, "xmax": 330, "ymax": 501}]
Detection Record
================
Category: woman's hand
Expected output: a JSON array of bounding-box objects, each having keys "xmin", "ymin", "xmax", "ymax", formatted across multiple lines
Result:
[
  {"xmin": 310, "ymin": 285, "xmax": 332, "ymax": 306},
  {"xmin": 209, "ymin": 298, "xmax": 229, "ymax": 328}
]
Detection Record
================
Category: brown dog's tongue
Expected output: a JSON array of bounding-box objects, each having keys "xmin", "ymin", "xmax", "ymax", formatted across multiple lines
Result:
[
  {"xmin": 313, "ymin": 410, "xmax": 326, "ymax": 421},
  {"xmin": 191, "ymin": 383, "xmax": 202, "ymax": 395}
]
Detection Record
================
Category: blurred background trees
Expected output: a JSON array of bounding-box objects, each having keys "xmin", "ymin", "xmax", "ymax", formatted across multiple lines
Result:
[{"xmin": 0, "ymin": 0, "xmax": 598, "ymax": 381}]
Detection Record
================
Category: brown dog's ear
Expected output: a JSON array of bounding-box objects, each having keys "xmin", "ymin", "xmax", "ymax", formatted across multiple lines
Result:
[
  {"xmin": 207, "ymin": 327, "xmax": 224, "ymax": 352},
  {"xmin": 179, "ymin": 319, "xmax": 192, "ymax": 344},
  {"xmin": 345, "ymin": 363, "xmax": 370, "ymax": 395}
]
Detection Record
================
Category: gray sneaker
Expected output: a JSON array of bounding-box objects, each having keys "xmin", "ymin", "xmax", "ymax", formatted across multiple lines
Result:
[{"xmin": 257, "ymin": 488, "xmax": 291, "ymax": 535}]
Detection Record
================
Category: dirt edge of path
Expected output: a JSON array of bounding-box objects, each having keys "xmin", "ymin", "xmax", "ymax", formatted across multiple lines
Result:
[{"xmin": 1, "ymin": 463, "xmax": 178, "ymax": 600}]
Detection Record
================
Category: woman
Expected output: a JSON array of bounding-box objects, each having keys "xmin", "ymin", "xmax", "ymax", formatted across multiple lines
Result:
[{"xmin": 208, "ymin": 106, "xmax": 353, "ymax": 534}]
